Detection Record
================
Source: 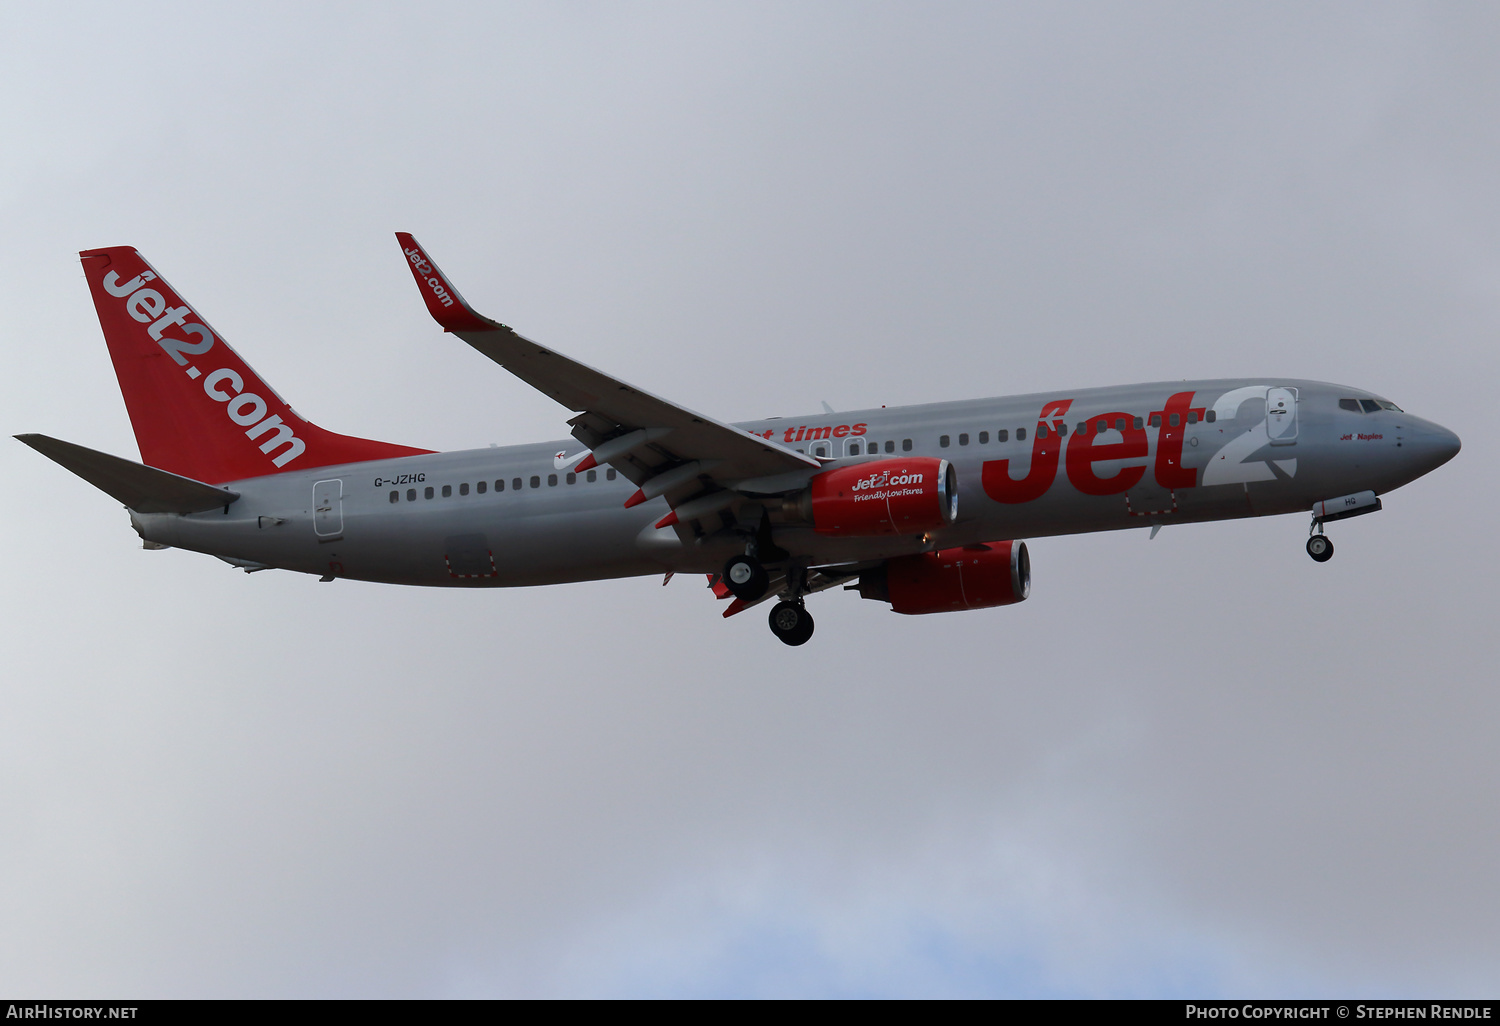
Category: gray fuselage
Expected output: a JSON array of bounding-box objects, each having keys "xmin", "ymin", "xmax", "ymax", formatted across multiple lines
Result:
[{"xmin": 133, "ymin": 378, "xmax": 1461, "ymax": 587}]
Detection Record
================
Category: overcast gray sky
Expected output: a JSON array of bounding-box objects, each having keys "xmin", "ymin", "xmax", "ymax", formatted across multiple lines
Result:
[{"xmin": 2, "ymin": 1, "xmax": 1497, "ymax": 997}]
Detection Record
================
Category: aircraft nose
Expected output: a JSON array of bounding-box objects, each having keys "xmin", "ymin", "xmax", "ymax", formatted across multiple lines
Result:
[{"xmin": 1415, "ymin": 421, "xmax": 1461, "ymax": 474}]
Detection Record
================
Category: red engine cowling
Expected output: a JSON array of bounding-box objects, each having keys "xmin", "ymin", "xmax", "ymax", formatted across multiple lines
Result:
[
  {"xmin": 858, "ymin": 541, "xmax": 1030, "ymax": 614},
  {"xmin": 804, "ymin": 458, "xmax": 957, "ymax": 536}
]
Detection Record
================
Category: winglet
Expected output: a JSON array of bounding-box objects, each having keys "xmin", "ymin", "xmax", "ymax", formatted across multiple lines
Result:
[{"xmin": 394, "ymin": 232, "xmax": 501, "ymax": 333}]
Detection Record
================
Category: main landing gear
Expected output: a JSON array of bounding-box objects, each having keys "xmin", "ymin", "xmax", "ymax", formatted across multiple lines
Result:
[
  {"xmin": 721, "ymin": 551, "xmax": 817, "ymax": 646},
  {"xmin": 722, "ymin": 553, "xmax": 769, "ymax": 601},
  {"xmin": 768, "ymin": 600, "xmax": 815, "ymax": 646},
  {"xmin": 723, "ymin": 519, "xmax": 815, "ymax": 645}
]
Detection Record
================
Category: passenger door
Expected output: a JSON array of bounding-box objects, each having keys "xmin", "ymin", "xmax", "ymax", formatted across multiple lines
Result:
[{"xmin": 1266, "ymin": 387, "xmax": 1298, "ymax": 446}]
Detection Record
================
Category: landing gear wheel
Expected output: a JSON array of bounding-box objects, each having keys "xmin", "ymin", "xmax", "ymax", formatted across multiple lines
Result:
[
  {"xmin": 768, "ymin": 601, "xmax": 815, "ymax": 646},
  {"xmin": 723, "ymin": 555, "xmax": 769, "ymax": 601},
  {"xmin": 1306, "ymin": 535, "xmax": 1334, "ymax": 562}
]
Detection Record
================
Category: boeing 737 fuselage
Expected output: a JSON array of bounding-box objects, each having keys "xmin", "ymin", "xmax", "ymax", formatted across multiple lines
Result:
[{"xmin": 18, "ymin": 235, "xmax": 1461, "ymax": 645}]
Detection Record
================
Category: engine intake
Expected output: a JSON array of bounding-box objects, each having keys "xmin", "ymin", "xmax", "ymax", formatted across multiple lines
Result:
[
  {"xmin": 858, "ymin": 541, "xmax": 1030, "ymax": 615},
  {"xmin": 795, "ymin": 458, "xmax": 957, "ymax": 537}
]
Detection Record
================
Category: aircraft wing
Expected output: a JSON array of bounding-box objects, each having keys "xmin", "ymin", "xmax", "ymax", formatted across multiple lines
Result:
[{"xmin": 395, "ymin": 233, "xmax": 820, "ymax": 523}]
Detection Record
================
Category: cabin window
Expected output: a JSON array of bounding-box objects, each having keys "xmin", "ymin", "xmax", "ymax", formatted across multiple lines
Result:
[
  {"xmin": 1111, "ymin": 418, "xmax": 1123, "ymax": 431},
  {"xmin": 1206, "ymin": 410, "xmax": 1217, "ymax": 423},
  {"xmin": 887, "ymin": 440, "xmax": 896, "ymax": 453},
  {"xmin": 1168, "ymin": 414, "xmax": 1180, "ymax": 427},
  {"xmin": 978, "ymin": 431, "xmax": 989, "ymax": 444},
  {"xmin": 442, "ymin": 485, "xmax": 452, "ymax": 498},
  {"xmin": 1360, "ymin": 399, "xmax": 1381, "ymax": 413},
  {"xmin": 587, "ymin": 470, "xmax": 597, "ymax": 482},
  {"xmin": 477, "ymin": 481, "xmax": 487, "ymax": 494},
  {"xmin": 998, "ymin": 429, "xmax": 1009, "ymax": 443},
  {"xmin": 459, "ymin": 483, "xmax": 469, "ymax": 496},
  {"xmin": 389, "ymin": 491, "xmax": 398, "ymax": 504},
  {"xmin": 939, "ymin": 435, "xmax": 950, "ymax": 448},
  {"xmin": 959, "ymin": 433, "xmax": 969, "ymax": 446},
  {"xmin": 566, "ymin": 472, "xmax": 576, "ymax": 484},
  {"xmin": 1132, "ymin": 417, "xmax": 1143, "ymax": 429},
  {"xmin": 407, "ymin": 489, "xmax": 416, "ymax": 502},
  {"xmin": 1057, "ymin": 422, "xmax": 1067, "ymax": 436},
  {"xmin": 849, "ymin": 442, "xmax": 860, "ymax": 455},
  {"xmin": 530, "ymin": 476, "xmax": 540, "ymax": 489},
  {"xmin": 1017, "ymin": 427, "xmax": 1027, "ymax": 441},
  {"xmin": 424, "ymin": 486, "xmax": 434, "ymax": 499},
  {"xmin": 1149, "ymin": 414, "xmax": 1161, "ymax": 428},
  {"xmin": 1187, "ymin": 412, "xmax": 1198, "ymax": 425},
  {"xmin": 902, "ymin": 439, "xmax": 912, "ymax": 451},
  {"xmin": 1037, "ymin": 424, "xmax": 1048, "ymax": 439},
  {"xmin": 512, "ymin": 478, "xmax": 522, "ymax": 491},
  {"xmin": 548, "ymin": 474, "xmax": 558, "ymax": 486},
  {"xmin": 607, "ymin": 468, "xmax": 617, "ymax": 480}
]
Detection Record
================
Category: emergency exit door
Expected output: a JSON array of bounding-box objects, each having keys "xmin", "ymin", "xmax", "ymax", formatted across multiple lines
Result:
[{"xmin": 313, "ymin": 478, "xmax": 343, "ymax": 540}]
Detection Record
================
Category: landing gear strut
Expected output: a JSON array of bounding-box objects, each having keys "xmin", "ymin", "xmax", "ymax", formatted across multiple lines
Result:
[
  {"xmin": 768, "ymin": 600, "xmax": 815, "ymax": 646},
  {"xmin": 1306, "ymin": 520, "xmax": 1334, "ymax": 562},
  {"xmin": 722, "ymin": 554, "xmax": 769, "ymax": 601}
]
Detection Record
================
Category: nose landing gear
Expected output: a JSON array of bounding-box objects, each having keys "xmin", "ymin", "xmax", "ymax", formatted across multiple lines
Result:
[
  {"xmin": 1306, "ymin": 533, "xmax": 1334, "ymax": 562},
  {"xmin": 1305, "ymin": 491, "xmax": 1383, "ymax": 562},
  {"xmin": 1306, "ymin": 515, "xmax": 1335, "ymax": 562}
]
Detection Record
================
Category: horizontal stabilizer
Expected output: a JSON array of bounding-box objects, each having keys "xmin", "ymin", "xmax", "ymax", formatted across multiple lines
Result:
[{"xmin": 16, "ymin": 434, "xmax": 239, "ymax": 513}]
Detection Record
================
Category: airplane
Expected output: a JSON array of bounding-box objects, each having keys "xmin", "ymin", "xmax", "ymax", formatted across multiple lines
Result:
[{"xmin": 17, "ymin": 235, "xmax": 1462, "ymax": 646}]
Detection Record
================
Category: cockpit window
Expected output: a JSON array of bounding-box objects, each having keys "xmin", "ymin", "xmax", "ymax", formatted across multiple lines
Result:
[{"xmin": 1340, "ymin": 398, "xmax": 1402, "ymax": 413}]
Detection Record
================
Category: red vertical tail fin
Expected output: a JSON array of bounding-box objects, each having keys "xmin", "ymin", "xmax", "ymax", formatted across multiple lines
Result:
[{"xmin": 81, "ymin": 247, "xmax": 431, "ymax": 484}]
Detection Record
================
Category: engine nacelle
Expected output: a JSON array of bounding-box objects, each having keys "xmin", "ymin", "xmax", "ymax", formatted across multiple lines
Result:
[
  {"xmin": 857, "ymin": 541, "xmax": 1030, "ymax": 614},
  {"xmin": 797, "ymin": 458, "xmax": 957, "ymax": 537}
]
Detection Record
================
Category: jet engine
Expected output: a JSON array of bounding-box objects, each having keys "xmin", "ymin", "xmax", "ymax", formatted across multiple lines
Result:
[
  {"xmin": 856, "ymin": 541, "xmax": 1030, "ymax": 614},
  {"xmin": 788, "ymin": 458, "xmax": 957, "ymax": 537}
]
